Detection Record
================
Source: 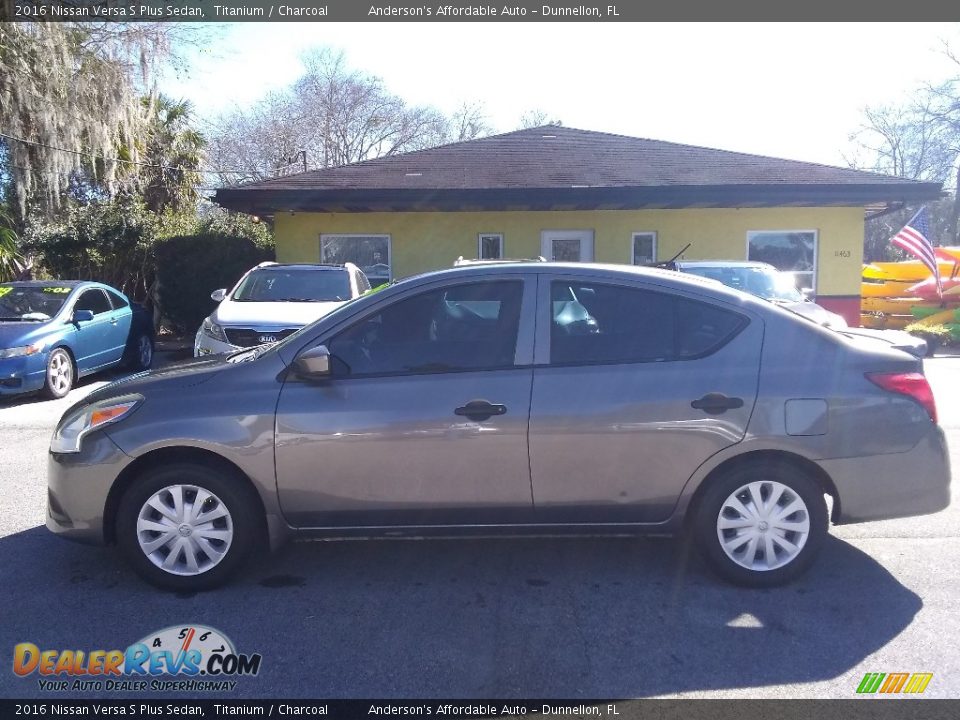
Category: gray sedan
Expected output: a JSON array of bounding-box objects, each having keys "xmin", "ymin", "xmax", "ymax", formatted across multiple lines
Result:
[{"xmin": 46, "ymin": 263, "xmax": 951, "ymax": 591}]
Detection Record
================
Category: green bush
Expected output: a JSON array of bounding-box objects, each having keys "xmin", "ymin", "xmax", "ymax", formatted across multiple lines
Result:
[
  {"xmin": 24, "ymin": 197, "xmax": 158, "ymax": 299},
  {"xmin": 904, "ymin": 322, "xmax": 956, "ymax": 352},
  {"xmin": 155, "ymin": 232, "xmax": 273, "ymax": 334}
]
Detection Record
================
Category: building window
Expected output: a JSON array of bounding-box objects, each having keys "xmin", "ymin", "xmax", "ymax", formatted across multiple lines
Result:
[
  {"xmin": 478, "ymin": 233, "xmax": 504, "ymax": 260},
  {"xmin": 631, "ymin": 232, "xmax": 657, "ymax": 265},
  {"xmin": 747, "ymin": 230, "xmax": 818, "ymax": 291},
  {"xmin": 320, "ymin": 234, "xmax": 391, "ymax": 286}
]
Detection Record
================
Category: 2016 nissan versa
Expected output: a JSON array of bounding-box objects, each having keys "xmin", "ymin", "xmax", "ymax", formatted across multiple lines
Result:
[{"xmin": 47, "ymin": 263, "xmax": 951, "ymax": 591}]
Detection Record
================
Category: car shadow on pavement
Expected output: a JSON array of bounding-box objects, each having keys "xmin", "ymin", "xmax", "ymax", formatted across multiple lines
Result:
[{"xmin": 0, "ymin": 527, "xmax": 921, "ymax": 698}]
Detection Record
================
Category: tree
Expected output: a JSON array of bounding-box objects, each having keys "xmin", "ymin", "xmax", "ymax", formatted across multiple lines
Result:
[
  {"xmin": 0, "ymin": 22, "xmax": 195, "ymax": 215},
  {"xmin": 847, "ymin": 68, "xmax": 960, "ymax": 256},
  {"xmin": 206, "ymin": 49, "xmax": 480, "ymax": 187},
  {"xmin": 447, "ymin": 101, "xmax": 494, "ymax": 142},
  {"xmin": 519, "ymin": 109, "xmax": 563, "ymax": 129},
  {"xmin": 0, "ymin": 207, "xmax": 23, "ymax": 281},
  {"xmin": 138, "ymin": 95, "xmax": 205, "ymax": 214}
]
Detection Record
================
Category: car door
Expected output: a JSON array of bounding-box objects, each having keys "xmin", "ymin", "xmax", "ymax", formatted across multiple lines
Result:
[
  {"xmin": 528, "ymin": 275, "xmax": 763, "ymax": 524},
  {"xmin": 70, "ymin": 288, "xmax": 117, "ymax": 372},
  {"xmin": 275, "ymin": 276, "xmax": 537, "ymax": 528},
  {"xmin": 103, "ymin": 289, "xmax": 134, "ymax": 363}
]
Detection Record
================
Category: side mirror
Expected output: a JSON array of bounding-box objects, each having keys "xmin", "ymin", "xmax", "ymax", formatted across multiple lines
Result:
[
  {"xmin": 72, "ymin": 310, "xmax": 94, "ymax": 323},
  {"xmin": 211, "ymin": 289, "xmax": 227, "ymax": 302},
  {"xmin": 292, "ymin": 345, "xmax": 331, "ymax": 379}
]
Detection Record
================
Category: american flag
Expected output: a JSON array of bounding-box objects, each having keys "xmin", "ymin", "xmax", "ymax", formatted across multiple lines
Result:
[{"xmin": 892, "ymin": 207, "xmax": 941, "ymax": 299}]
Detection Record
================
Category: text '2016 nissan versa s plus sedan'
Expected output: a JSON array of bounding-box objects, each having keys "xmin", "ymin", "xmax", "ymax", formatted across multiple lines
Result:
[{"xmin": 46, "ymin": 262, "xmax": 951, "ymax": 591}]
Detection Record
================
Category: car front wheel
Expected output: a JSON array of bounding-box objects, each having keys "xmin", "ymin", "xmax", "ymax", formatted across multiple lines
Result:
[
  {"xmin": 42, "ymin": 348, "xmax": 75, "ymax": 399},
  {"xmin": 694, "ymin": 461, "xmax": 828, "ymax": 587},
  {"xmin": 116, "ymin": 463, "xmax": 260, "ymax": 591}
]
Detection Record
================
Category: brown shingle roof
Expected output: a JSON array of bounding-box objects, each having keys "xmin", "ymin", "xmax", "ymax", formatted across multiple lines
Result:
[{"xmin": 214, "ymin": 125, "xmax": 942, "ymax": 214}]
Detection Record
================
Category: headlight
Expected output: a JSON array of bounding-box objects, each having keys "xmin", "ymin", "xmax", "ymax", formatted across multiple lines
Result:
[
  {"xmin": 0, "ymin": 342, "xmax": 44, "ymax": 359},
  {"xmin": 201, "ymin": 317, "xmax": 228, "ymax": 343},
  {"xmin": 50, "ymin": 395, "xmax": 142, "ymax": 454}
]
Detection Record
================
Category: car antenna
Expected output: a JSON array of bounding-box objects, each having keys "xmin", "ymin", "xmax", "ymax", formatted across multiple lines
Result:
[{"xmin": 650, "ymin": 243, "xmax": 691, "ymax": 271}]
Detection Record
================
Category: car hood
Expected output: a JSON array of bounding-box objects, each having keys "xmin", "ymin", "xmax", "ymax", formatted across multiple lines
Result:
[
  {"xmin": 78, "ymin": 354, "xmax": 229, "ymax": 407},
  {"xmin": 0, "ymin": 320, "xmax": 52, "ymax": 347},
  {"xmin": 213, "ymin": 299, "xmax": 346, "ymax": 327}
]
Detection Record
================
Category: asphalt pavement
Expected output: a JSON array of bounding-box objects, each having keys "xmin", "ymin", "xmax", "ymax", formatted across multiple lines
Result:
[{"xmin": 0, "ymin": 353, "xmax": 958, "ymax": 699}]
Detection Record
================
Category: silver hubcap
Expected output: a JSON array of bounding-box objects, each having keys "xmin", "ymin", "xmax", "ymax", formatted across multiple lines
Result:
[
  {"xmin": 138, "ymin": 336, "xmax": 152, "ymax": 366},
  {"xmin": 136, "ymin": 484, "xmax": 233, "ymax": 576},
  {"xmin": 716, "ymin": 481, "xmax": 810, "ymax": 572},
  {"xmin": 48, "ymin": 352, "xmax": 72, "ymax": 394}
]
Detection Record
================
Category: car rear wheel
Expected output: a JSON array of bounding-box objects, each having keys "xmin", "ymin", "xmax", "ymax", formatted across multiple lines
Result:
[
  {"xmin": 128, "ymin": 333, "xmax": 153, "ymax": 370},
  {"xmin": 42, "ymin": 348, "xmax": 75, "ymax": 399},
  {"xmin": 116, "ymin": 463, "xmax": 260, "ymax": 591},
  {"xmin": 694, "ymin": 461, "xmax": 828, "ymax": 587}
]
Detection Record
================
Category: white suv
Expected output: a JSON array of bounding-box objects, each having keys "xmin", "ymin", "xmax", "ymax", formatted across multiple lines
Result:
[{"xmin": 195, "ymin": 262, "xmax": 370, "ymax": 356}]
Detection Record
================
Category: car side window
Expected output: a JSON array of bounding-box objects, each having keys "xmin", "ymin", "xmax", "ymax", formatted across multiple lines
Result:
[
  {"xmin": 328, "ymin": 281, "xmax": 523, "ymax": 376},
  {"xmin": 549, "ymin": 281, "xmax": 746, "ymax": 365},
  {"xmin": 74, "ymin": 289, "xmax": 112, "ymax": 316},
  {"xmin": 106, "ymin": 290, "xmax": 129, "ymax": 309}
]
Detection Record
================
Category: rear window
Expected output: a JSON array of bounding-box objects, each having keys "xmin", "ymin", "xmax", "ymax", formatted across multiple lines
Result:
[{"xmin": 550, "ymin": 281, "xmax": 747, "ymax": 366}]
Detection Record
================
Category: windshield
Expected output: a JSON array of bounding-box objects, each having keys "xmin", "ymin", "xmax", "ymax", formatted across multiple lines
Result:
[
  {"xmin": 232, "ymin": 268, "xmax": 351, "ymax": 302},
  {"xmin": 0, "ymin": 285, "xmax": 71, "ymax": 321},
  {"xmin": 683, "ymin": 266, "xmax": 804, "ymax": 302}
]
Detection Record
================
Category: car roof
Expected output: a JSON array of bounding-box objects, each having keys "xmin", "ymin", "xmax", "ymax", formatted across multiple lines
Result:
[
  {"xmin": 675, "ymin": 260, "xmax": 775, "ymax": 270},
  {"xmin": 250, "ymin": 263, "xmax": 351, "ymax": 272},
  {"xmin": 405, "ymin": 261, "xmax": 759, "ymax": 303},
  {"xmin": 0, "ymin": 280, "xmax": 87, "ymax": 288}
]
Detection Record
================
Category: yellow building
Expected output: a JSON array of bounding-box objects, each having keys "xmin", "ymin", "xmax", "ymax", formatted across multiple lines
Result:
[{"xmin": 215, "ymin": 126, "xmax": 942, "ymax": 326}]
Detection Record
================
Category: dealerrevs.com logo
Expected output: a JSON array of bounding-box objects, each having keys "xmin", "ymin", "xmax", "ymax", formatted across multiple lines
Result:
[
  {"xmin": 13, "ymin": 625, "xmax": 262, "ymax": 692},
  {"xmin": 856, "ymin": 672, "xmax": 933, "ymax": 695}
]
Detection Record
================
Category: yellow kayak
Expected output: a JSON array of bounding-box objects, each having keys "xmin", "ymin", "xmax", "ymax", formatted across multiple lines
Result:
[
  {"xmin": 859, "ymin": 314, "xmax": 915, "ymax": 330},
  {"xmin": 862, "ymin": 259, "xmax": 958, "ymax": 282},
  {"xmin": 861, "ymin": 297, "xmax": 938, "ymax": 314},
  {"xmin": 910, "ymin": 307, "xmax": 960, "ymax": 327},
  {"xmin": 860, "ymin": 279, "xmax": 916, "ymax": 297}
]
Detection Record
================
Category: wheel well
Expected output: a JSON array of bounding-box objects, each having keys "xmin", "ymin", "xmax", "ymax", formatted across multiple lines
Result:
[
  {"xmin": 103, "ymin": 446, "xmax": 268, "ymax": 545},
  {"xmin": 51, "ymin": 345, "xmax": 76, "ymax": 366},
  {"xmin": 684, "ymin": 449, "xmax": 841, "ymax": 528}
]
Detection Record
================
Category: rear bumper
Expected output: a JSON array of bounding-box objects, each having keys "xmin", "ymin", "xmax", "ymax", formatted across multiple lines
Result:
[{"xmin": 823, "ymin": 425, "xmax": 951, "ymax": 524}]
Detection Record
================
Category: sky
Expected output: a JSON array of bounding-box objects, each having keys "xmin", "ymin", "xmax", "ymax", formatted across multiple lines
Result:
[{"xmin": 161, "ymin": 22, "xmax": 960, "ymax": 169}]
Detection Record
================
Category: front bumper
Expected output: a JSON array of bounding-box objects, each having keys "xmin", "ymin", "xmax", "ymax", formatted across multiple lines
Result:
[
  {"xmin": 47, "ymin": 431, "xmax": 133, "ymax": 545},
  {"xmin": 823, "ymin": 425, "xmax": 951, "ymax": 524},
  {"xmin": 0, "ymin": 353, "xmax": 47, "ymax": 396}
]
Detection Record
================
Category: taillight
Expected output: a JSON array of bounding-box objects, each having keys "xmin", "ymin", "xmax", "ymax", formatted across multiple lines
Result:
[{"xmin": 865, "ymin": 372, "xmax": 937, "ymax": 423}]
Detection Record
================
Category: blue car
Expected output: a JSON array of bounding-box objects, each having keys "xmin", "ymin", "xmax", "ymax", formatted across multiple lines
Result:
[{"xmin": 0, "ymin": 281, "xmax": 154, "ymax": 399}]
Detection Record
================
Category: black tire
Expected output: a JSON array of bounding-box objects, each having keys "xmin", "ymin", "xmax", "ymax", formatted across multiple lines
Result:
[
  {"xmin": 127, "ymin": 333, "xmax": 154, "ymax": 370},
  {"xmin": 693, "ymin": 461, "xmax": 829, "ymax": 588},
  {"xmin": 115, "ymin": 463, "xmax": 261, "ymax": 591},
  {"xmin": 42, "ymin": 347, "xmax": 75, "ymax": 399}
]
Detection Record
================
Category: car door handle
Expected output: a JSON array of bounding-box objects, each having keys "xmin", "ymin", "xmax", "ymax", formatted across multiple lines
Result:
[
  {"xmin": 454, "ymin": 400, "xmax": 507, "ymax": 421},
  {"xmin": 691, "ymin": 393, "xmax": 744, "ymax": 415}
]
